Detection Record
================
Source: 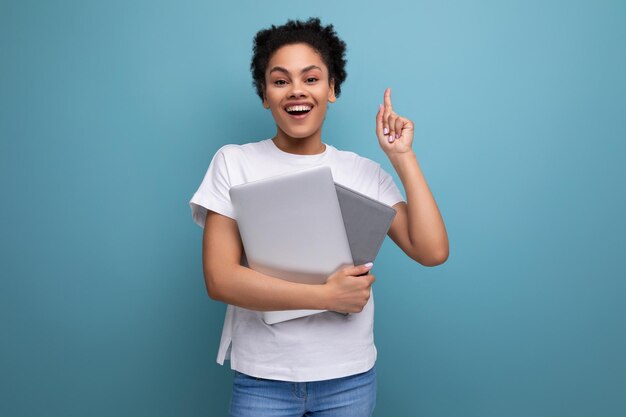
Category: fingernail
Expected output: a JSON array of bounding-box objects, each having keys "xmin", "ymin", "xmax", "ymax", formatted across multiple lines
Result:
[
  {"xmin": 364, "ymin": 262, "xmax": 373, "ymax": 268},
  {"xmin": 383, "ymin": 127, "xmax": 389, "ymax": 135},
  {"xmin": 388, "ymin": 136, "xmax": 394, "ymax": 143},
  {"xmin": 395, "ymin": 133, "xmax": 399, "ymax": 139}
]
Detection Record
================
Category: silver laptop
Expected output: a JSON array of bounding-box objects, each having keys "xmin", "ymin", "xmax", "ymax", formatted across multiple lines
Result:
[{"xmin": 229, "ymin": 166, "xmax": 353, "ymax": 325}]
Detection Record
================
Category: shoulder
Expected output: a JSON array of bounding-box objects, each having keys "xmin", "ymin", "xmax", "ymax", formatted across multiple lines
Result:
[
  {"xmin": 326, "ymin": 146, "xmax": 388, "ymax": 198},
  {"xmin": 328, "ymin": 145, "xmax": 382, "ymax": 175},
  {"xmin": 215, "ymin": 140, "xmax": 265, "ymax": 157},
  {"xmin": 213, "ymin": 139, "xmax": 271, "ymax": 164}
]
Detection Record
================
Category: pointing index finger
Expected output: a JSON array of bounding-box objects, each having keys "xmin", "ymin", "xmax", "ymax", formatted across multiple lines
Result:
[{"xmin": 384, "ymin": 87, "xmax": 393, "ymax": 110}]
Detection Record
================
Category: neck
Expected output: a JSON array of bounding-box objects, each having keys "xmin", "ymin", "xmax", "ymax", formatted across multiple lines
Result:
[{"xmin": 272, "ymin": 130, "xmax": 326, "ymax": 155}]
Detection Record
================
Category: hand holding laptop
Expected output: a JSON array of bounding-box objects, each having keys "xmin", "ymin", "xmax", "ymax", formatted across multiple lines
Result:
[
  {"xmin": 229, "ymin": 166, "xmax": 395, "ymax": 324},
  {"xmin": 322, "ymin": 263, "xmax": 375, "ymax": 314}
]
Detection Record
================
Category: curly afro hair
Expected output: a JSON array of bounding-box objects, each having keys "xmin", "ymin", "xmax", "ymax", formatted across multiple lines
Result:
[{"xmin": 250, "ymin": 17, "xmax": 347, "ymax": 102}]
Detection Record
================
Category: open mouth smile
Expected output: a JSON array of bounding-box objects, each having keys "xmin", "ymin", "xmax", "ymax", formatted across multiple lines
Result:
[{"xmin": 284, "ymin": 104, "xmax": 313, "ymax": 118}]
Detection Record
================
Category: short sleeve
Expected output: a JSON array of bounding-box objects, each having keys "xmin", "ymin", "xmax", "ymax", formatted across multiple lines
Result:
[
  {"xmin": 378, "ymin": 166, "xmax": 405, "ymax": 207},
  {"xmin": 189, "ymin": 148, "xmax": 235, "ymax": 227}
]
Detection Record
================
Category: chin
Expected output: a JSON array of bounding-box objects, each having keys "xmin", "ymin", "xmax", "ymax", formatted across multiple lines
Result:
[
  {"xmin": 286, "ymin": 132, "xmax": 315, "ymax": 140},
  {"xmin": 282, "ymin": 125, "xmax": 322, "ymax": 139}
]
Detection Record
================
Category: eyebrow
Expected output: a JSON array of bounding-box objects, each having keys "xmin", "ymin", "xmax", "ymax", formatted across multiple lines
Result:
[{"xmin": 269, "ymin": 65, "xmax": 322, "ymax": 76}]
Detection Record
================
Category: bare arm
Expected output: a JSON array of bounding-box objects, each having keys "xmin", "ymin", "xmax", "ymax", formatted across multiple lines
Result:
[
  {"xmin": 377, "ymin": 88, "xmax": 449, "ymax": 266},
  {"xmin": 202, "ymin": 210, "xmax": 375, "ymax": 313},
  {"xmin": 387, "ymin": 153, "xmax": 449, "ymax": 266}
]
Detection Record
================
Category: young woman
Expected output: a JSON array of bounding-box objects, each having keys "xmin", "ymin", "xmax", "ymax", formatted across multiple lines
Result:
[{"xmin": 190, "ymin": 18, "xmax": 448, "ymax": 417}]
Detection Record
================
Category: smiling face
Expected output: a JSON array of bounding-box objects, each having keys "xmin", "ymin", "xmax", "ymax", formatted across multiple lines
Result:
[{"xmin": 262, "ymin": 43, "xmax": 336, "ymax": 151}]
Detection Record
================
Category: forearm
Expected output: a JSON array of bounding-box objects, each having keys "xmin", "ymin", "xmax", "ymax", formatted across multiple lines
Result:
[
  {"xmin": 389, "ymin": 151, "xmax": 449, "ymax": 263},
  {"xmin": 205, "ymin": 264, "xmax": 328, "ymax": 311},
  {"xmin": 203, "ymin": 211, "xmax": 374, "ymax": 313}
]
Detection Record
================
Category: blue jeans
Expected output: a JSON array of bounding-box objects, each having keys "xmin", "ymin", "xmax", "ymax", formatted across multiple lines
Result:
[{"xmin": 228, "ymin": 366, "xmax": 377, "ymax": 417}]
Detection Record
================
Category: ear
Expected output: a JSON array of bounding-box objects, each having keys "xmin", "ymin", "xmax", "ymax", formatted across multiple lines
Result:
[
  {"xmin": 328, "ymin": 79, "xmax": 337, "ymax": 103},
  {"xmin": 262, "ymin": 85, "xmax": 270, "ymax": 109}
]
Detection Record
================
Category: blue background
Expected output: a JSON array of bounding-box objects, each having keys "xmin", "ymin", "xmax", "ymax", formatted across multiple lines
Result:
[{"xmin": 2, "ymin": 0, "xmax": 625, "ymax": 416}]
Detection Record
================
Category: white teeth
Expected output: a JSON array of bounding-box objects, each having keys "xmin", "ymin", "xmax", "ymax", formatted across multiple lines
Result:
[{"xmin": 286, "ymin": 105, "xmax": 312, "ymax": 112}]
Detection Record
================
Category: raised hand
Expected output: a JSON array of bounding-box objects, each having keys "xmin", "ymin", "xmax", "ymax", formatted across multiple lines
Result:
[{"xmin": 376, "ymin": 88, "xmax": 414, "ymax": 156}]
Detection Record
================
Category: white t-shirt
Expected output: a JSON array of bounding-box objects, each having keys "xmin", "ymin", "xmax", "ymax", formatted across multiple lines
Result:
[{"xmin": 190, "ymin": 139, "xmax": 404, "ymax": 382}]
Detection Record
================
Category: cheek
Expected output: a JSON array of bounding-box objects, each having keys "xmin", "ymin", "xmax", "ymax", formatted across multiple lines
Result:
[{"xmin": 267, "ymin": 99, "xmax": 282, "ymax": 114}]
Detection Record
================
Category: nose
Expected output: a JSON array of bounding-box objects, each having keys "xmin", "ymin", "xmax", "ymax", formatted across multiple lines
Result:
[{"xmin": 287, "ymin": 80, "xmax": 308, "ymax": 98}]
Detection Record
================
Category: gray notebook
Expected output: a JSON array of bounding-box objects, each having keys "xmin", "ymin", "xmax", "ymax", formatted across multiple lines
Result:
[
  {"xmin": 229, "ymin": 167, "xmax": 397, "ymax": 325},
  {"xmin": 335, "ymin": 183, "xmax": 397, "ymax": 266},
  {"xmin": 229, "ymin": 166, "xmax": 353, "ymax": 325}
]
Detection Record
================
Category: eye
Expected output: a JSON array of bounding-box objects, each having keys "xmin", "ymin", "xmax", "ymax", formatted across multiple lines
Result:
[
  {"xmin": 306, "ymin": 77, "xmax": 319, "ymax": 83},
  {"xmin": 274, "ymin": 79, "xmax": 287, "ymax": 86}
]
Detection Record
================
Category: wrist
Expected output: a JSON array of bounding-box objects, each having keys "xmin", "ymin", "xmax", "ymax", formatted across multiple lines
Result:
[
  {"xmin": 388, "ymin": 150, "xmax": 417, "ymax": 167},
  {"xmin": 309, "ymin": 283, "xmax": 330, "ymax": 311}
]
